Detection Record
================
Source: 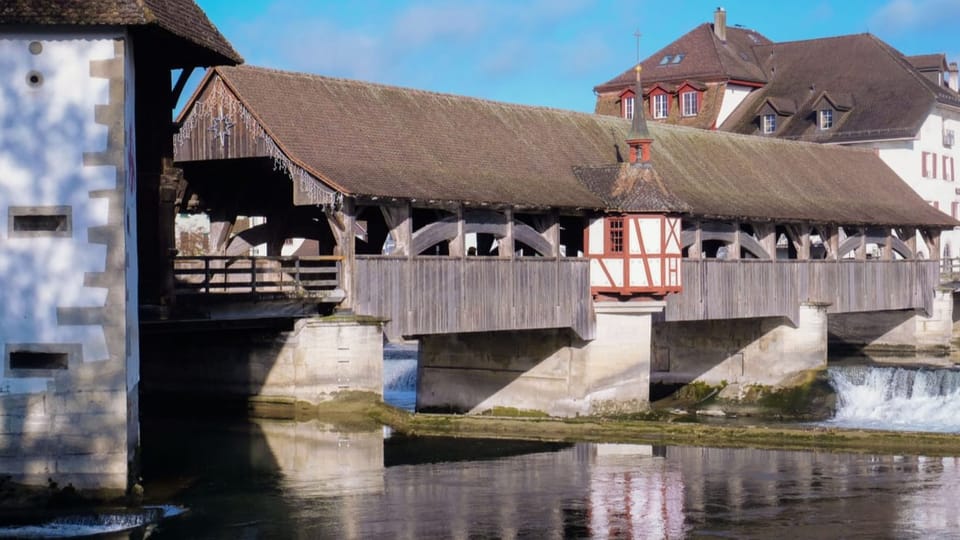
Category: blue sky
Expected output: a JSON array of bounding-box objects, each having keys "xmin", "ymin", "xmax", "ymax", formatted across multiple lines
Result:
[{"xmin": 192, "ymin": 0, "xmax": 960, "ymax": 113}]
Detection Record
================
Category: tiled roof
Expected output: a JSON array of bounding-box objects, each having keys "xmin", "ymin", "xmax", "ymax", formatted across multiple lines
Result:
[
  {"xmin": 0, "ymin": 0, "xmax": 241, "ymax": 65},
  {"xmin": 907, "ymin": 53, "xmax": 947, "ymax": 71},
  {"xmin": 721, "ymin": 34, "xmax": 960, "ymax": 142},
  {"xmin": 594, "ymin": 24, "xmax": 771, "ymax": 94},
  {"xmin": 186, "ymin": 65, "xmax": 955, "ymax": 227}
]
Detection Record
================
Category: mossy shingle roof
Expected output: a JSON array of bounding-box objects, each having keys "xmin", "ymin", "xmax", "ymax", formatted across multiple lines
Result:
[{"xmin": 187, "ymin": 65, "xmax": 956, "ymax": 228}]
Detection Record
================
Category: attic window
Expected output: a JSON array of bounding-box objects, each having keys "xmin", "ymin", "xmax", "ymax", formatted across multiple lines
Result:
[
  {"xmin": 818, "ymin": 109, "xmax": 834, "ymax": 130},
  {"xmin": 658, "ymin": 54, "xmax": 685, "ymax": 65},
  {"xmin": 762, "ymin": 114, "xmax": 776, "ymax": 134},
  {"xmin": 652, "ymin": 94, "xmax": 669, "ymax": 119},
  {"xmin": 623, "ymin": 96, "xmax": 635, "ymax": 120}
]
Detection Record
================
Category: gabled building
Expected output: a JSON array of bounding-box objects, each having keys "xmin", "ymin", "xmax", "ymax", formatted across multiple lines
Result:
[
  {"xmin": 595, "ymin": 9, "xmax": 960, "ymax": 257},
  {"xmin": 594, "ymin": 8, "xmax": 771, "ymax": 130},
  {"xmin": 0, "ymin": 0, "xmax": 239, "ymax": 493}
]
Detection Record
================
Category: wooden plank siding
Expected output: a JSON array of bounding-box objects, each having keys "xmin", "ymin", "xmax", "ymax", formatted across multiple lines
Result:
[
  {"xmin": 355, "ymin": 256, "xmax": 595, "ymax": 341},
  {"xmin": 666, "ymin": 259, "xmax": 939, "ymax": 324}
]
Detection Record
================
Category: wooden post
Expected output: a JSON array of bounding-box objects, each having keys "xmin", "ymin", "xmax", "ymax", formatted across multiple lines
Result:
[
  {"xmin": 730, "ymin": 221, "xmax": 741, "ymax": 260},
  {"xmin": 901, "ymin": 227, "xmax": 917, "ymax": 259},
  {"xmin": 449, "ymin": 205, "xmax": 465, "ymax": 257},
  {"xmin": 688, "ymin": 220, "xmax": 702, "ymax": 259},
  {"xmin": 327, "ymin": 198, "xmax": 356, "ymax": 309},
  {"xmin": 827, "ymin": 226, "xmax": 840, "ymax": 260},
  {"xmin": 855, "ymin": 227, "xmax": 867, "ymax": 260},
  {"xmin": 501, "ymin": 208, "xmax": 515, "ymax": 259},
  {"xmin": 542, "ymin": 210, "xmax": 561, "ymax": 258},
  {"xmin": 755, "ymin": 222, "xmax": 776, "ymax": 261},
  {"xmin": 381, "ymin": 203, "xmax": 413, "ymax": 257},
  {"xmin": 798, "ymin": 225, "xmax": 811, "ymax": 260},
  {"xmin": 882, "ymin": 228, "xmax": 893, "ymax": 260}
]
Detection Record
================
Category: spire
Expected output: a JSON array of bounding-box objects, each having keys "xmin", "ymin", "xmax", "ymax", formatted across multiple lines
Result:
[
  {"xmin": 626, "ymin": 63, "xmax": 654, "ymax": 166},
  {"xmin": 626, "ymin": 30, "xmax": 653, "ymax": 166},
  {"xmin": 627, "ymin": 64, "xmax": 650, "ymax": 141}
]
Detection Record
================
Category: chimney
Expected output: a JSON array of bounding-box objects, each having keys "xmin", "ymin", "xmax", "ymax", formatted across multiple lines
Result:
[
  {"xmin": 714, "ymin": 7, "xmax": 727, "ymax": 42},
  {"xmin": 950, "ymin": 62, "xmax": 959, "ymax": 92}
]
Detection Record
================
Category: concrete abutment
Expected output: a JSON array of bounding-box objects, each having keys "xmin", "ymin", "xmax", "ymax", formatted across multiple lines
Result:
[{"xmin": 828, "ymin": 290, "xmax": 955, "ymax": 355}]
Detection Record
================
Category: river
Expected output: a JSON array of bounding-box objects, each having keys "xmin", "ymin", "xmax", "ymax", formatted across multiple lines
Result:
[{"xmin": 4, "ymin": 354, "xmax": 960, "ymax": 538}]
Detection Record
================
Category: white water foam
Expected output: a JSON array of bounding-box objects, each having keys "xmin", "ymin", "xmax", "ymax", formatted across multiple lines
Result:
[
  {"xmin": 827, "ymin": 365, "xmax": 960, "ymax": 433},
  {"xmin": 0, "ymin": 505, "xmax": 185, "ymax": 538}
]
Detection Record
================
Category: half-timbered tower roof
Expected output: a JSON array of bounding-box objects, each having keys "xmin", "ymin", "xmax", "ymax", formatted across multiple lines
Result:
[
  {"xmin": 0, "ymin": 0, "xmax": 242, "ymax": 66},
  {"xmin": 176, "ymin": 65, "xmax": 956, "ymax": 228}
]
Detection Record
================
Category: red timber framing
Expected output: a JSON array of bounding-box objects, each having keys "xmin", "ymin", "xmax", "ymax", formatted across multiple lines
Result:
[{"xmin": 585, "ymin": 214, "xmax": 682, "ymax": 296}]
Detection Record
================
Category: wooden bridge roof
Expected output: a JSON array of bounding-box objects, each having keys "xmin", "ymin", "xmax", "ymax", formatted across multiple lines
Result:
[
  {"xmin": 0, "ymin": 0, "xmax": 242, "ymax": 66},
  {"xmin": 180, "ymin": 65, "xmax": 956, "ymax": 228}
]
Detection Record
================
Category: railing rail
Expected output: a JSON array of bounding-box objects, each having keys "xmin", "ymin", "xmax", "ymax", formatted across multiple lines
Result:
[
  {"xmin": 172, "ymin": 255, "xmax": 342, "ymax": 297},
  {"xmin": 666, "ymin": 259, "xmax": 939, "ymax": 323}
]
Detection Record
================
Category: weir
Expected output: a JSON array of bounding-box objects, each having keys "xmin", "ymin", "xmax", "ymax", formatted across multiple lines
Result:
[{"xmin": 827, "ymin": 364, "xmax": 960, "ymax": 433}]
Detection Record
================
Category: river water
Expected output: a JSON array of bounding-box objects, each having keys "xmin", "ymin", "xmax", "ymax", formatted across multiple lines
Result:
[{"xmin": 5, "ymin": 355, "xmax": 960, "ymax": 538}]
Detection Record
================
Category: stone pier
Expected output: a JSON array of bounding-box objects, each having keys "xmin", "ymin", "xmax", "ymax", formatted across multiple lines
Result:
[
  {"xmin": 141, "ymin": 317, "xmax": 384, "ymax": 407},
  {"xmin": 652, "ymin": 303, "xmax": 829, "ymax": 387},
  {"xmin": 828, "ymin": 289, "xmax": 954, "ymax": 355},
  {"xmin": 417, "ymin": 301, "xmax": 664, "ymax": 417}
]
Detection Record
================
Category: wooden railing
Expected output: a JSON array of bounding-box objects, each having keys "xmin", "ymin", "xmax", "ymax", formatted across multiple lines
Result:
[
  {"xmin": 666, "ymin": 259, "xmax": 939, "ymax": 324},
  {"xmin": 354, "ymin": 256, "xmax": 594, "ymax": 341},
  {"xmin": 940, "ymin": 258, "xmax": 960, "ymax": 281},
  {"xmin": 172, "ymin": 256, "xmax": 342, "ymax": 298}
]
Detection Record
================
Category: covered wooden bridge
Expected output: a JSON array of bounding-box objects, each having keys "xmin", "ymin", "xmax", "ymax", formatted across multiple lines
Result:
[{"xmin": 169, "ymin": 65, "xmax": 956, "ymax": 339}]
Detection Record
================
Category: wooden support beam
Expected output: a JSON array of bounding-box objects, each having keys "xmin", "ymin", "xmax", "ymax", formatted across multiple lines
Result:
[
  {"xmin": 171, "ymin": 67, "xmax": 195, "ymax": 111},
  {"xmin": 209, "ymin": 215, "xmax": 235, "ymax": 255},
  {"xmin": 798, "ymin": 225, "xmax": 811, "ymax": 260},
  {"xmin": 823, "ymin": 225, "xmax": 840, "ymax": 260}
]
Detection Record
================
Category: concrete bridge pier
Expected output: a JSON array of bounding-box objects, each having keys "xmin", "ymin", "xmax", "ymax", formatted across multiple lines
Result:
[
  {"xmin": 141, "ymin": 317, "xmax": 384, "ymax": 409},
  {"xmin": 652, "ymin": 303, "xmax": 829, "ymax": 389},
  {"xmin": 417, "ymin": 301, "xmax": 664, "ymax": 417},
  {"xmin": 828, "ymin": 289, "xmax": 955, "ymax": 356}
]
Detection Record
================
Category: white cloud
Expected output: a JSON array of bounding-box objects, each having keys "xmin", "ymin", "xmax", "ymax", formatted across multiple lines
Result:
[
  {"xmin": 869, "ymin": 0, "xmax": 960, "ymax": 33},
  {"xmin": 392, "ymin": 3, "xmax": 490, "ymax": 48}
]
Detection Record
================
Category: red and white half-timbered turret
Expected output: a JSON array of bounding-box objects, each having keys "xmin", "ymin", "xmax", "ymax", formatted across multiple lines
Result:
[{"xmin": 585, "ymin": 63, "xmax": 684, "ymax": 297}]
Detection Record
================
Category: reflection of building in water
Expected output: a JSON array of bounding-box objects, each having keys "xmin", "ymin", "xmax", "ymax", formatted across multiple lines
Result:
[
  {"xmin": 900, "ymin": 456, "xmax": 960, "ymax": 533},
  {"xmin": 255, "ymin": 419, "xmax": 385, "ymax": 497},
  {"xmin": 588, "ymin": 444, "xmax": 685, "ymax": 539}
]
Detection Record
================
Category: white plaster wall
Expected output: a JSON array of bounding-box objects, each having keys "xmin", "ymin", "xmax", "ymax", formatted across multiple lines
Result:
[
  {"xmin": 865, "ymin": 108, "xmax": 960, "ymax": 257},
  {"xmin": 0, "ymin": 34, "xmax": 119, "ymax": 393},
  {"xmin": 717, "ymin": 84, "xmax": 756, "ymax": 127}
]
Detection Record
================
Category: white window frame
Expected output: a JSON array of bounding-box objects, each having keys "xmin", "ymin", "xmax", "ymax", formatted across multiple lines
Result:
[
  {"xmin": 681, "ymin": 91, "xmax": 698, "ymax": 117},
  {"xmin": 623, "ymin": 96, "xmax": 634, "ymax": 120},
  {"xmin": 652, "ymin": 94, "xmax": 668, "ymax": 119},
  {"xmin": 762, "ymin": 114, "xmax": 776, "ymax": 134},
  {"xmin": 818, "ymin": 109, "xmax": 833, "ymax": 130}
]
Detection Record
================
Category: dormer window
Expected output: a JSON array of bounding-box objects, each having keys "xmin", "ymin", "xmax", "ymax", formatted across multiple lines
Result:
[
  {"xmin": 818, "ymin": 109, "xmax": 834, "ymax": 130},
  {"xmin": 652, "ymin": 94, "xmax": 668, "ymax": 119},
  {"xmin": 624, "ymin": 96, "xmax": 635, "ymax": 119},
  {"xmin": 681, "ymin": 91, "xmax": 699, "ymax": 116},
  {"xmin": 762, "ymin": 114, "xmax": 776, "ymax": 134}
]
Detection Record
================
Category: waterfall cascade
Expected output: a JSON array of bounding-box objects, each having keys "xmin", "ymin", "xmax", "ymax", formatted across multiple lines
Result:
[
  {"xmin": 383, "ymin": 345, "xmax": 418, "ymax": 411},
  {"xmin": 827, "ymin": 365, "xmax": 960, "ymax": 433}
]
